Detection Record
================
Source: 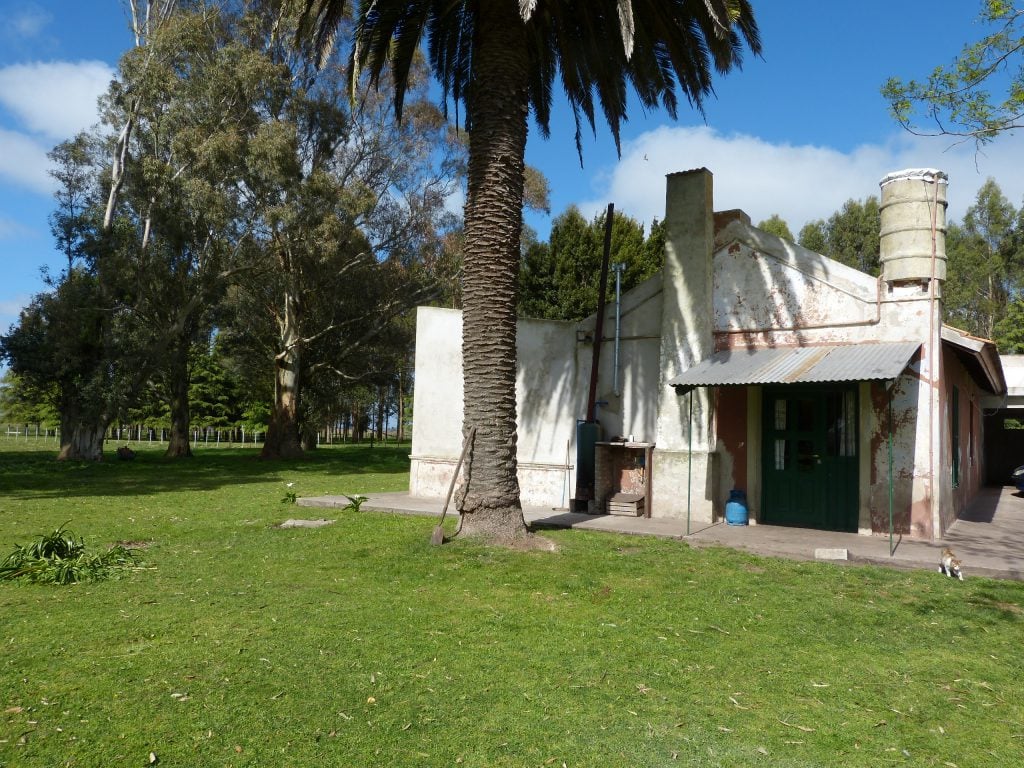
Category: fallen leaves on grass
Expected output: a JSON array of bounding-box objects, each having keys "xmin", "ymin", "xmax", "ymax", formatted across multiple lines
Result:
[{"xmin": 779, "ymin": 719, "xmax": 815, "ymax": 732}]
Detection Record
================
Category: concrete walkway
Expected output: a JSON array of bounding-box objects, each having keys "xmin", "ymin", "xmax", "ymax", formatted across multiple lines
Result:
[{"xmin": 298, "ymin": 486, "xmax": 1024, "ymax": 581}]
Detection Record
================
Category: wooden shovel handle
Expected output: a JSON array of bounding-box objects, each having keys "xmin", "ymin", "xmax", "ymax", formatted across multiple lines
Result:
[{"xmin": 439, "ymin": 425, "xmax": 477, "ymax": 526}]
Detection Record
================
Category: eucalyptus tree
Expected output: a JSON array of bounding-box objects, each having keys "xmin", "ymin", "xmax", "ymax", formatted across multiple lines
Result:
[
  {"xmin": 301, "ymin": 0, "xmax": 761, "ymax": 543},
  {"xmin": 944, "ymin": 179, "xmax": 1022, "ymax": 340},
  {"xmin": 798, "ymin": 198, "xmax": 881, "ymax": 276},
  {"xmin": 756, "ymin": 214, "xmax": 794, "ymax": 243},
  {"xmin": 883, "ymin": 1, "xmax": 1024, "ymax": 144},
  {"xmin": 224, "ymin": 11, "xmax": 459, "ymax": 459},
  {"xmin": 0, "ymin": 271, "xmax": 142, "ymax": 460},
  {"xmin": 0, "ymin": 137, "xmax": 140, "ymax": 461},
  {"xmin": 98, "ymin": 4, "xmax": 289, "ymax": 457}
]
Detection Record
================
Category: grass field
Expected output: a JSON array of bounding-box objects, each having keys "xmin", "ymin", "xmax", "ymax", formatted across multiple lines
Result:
[{"xmin": 1, "ymin": 439, "xmax": 1023, "ymax": 767}]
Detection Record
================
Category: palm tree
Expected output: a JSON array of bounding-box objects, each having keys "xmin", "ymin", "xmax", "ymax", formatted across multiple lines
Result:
[{"xmin": 300, "ymin": 0, "xmax": 761, "ymax": 543}]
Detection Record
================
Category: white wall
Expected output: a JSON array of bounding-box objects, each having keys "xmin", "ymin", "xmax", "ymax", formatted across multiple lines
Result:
[{"xmin": 409, "ymin": 283, "xmax": 664, "ymax": 508}]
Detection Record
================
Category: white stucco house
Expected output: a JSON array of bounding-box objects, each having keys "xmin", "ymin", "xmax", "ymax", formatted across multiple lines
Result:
[{"xmin": 409, "ymin": 168, "xmax": 1007, "ymax": 541}]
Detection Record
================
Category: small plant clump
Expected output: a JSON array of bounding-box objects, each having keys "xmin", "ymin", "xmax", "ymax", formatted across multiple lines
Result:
[
  {"xmin": 342, "ymin": 494, "xmax": 368, "ymax": 512},
  {"xmin": 0, "ymin": 523, "xmax": 136, "ymax": 585},
  {"xmin": 281, "ymin": 481, "xmax": 297, "ymax": 504}
]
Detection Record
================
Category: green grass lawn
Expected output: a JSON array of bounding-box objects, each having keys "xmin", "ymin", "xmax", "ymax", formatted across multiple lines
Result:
[{"xmin": 1, "ymin": 439, "xmax": 1022, "ymax": 767}]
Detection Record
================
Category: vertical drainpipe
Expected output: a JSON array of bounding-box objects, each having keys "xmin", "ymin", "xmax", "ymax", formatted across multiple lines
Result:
[
  {"xmin": 888, "ymin": 382, "xmax": 894, "ymax": 556},
  {"xmin": 687, "ymin": 388, "xmax": 693, "ymax": 536},
  {"xmin": 585, "ymin": 204, "xmax": 615, "ymax": 422}
]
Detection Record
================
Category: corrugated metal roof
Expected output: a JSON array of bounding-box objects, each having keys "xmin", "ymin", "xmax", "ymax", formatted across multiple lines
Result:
[{"xmin": 668, "ymin": 341, "xmax": 921, "ymax": 388}]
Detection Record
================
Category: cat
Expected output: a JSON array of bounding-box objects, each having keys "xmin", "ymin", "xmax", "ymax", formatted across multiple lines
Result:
[{"xmin": 939, "ymin": 547, "xmax": 964, "ymax": 581}]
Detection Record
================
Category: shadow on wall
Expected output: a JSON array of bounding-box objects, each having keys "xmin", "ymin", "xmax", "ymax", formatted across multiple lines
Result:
[
  {"xmin": 712, "ymin": 226, "xmax": 876, "ymax": 353},
  {"xmin": 516, "ymin": 317, "xmax": 583, "ymax": 465},
  {"xmin": 516, "ymin": 305, "xmax": 663, "ymax": 463}
]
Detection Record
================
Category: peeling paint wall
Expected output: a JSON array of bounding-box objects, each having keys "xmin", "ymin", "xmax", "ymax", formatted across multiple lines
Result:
[
  {"xmin": 866, "ymin": 374, "xmax": 924, "ymax": 538},
  {"xmin": 709, "ymin": 220, "xmax": 944, "ymax": 540},
  {"xmin": 713, "ymin": 230, "xmax": 879, "ymax": 335},
  {"xmin": 576, "ymin": 273, "xmax": 664, "ymax": 443}
]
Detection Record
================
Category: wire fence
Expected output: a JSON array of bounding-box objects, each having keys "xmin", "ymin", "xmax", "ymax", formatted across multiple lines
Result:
[
  {"xmin": 1, "ymin": 424, "xmax": 266, "ymax": 448},
  {"xmin": 2, "ymin": 424, "xmax": 400, "ymax": 448}
]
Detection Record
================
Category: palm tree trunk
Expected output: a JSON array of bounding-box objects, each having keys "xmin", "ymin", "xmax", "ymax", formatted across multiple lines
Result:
[{"xmin": 455, "ymin": 1, "xmax": 530, "ymax": 541}]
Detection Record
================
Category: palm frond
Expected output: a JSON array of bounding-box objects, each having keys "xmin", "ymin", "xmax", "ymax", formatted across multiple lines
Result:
[
  {"xmin": 298, "ymin": 0, "xmax": 352, "ymax": 69},
  {"xmin": 305, "ymin": 0, "xmax": 760, "ymax": 160}
]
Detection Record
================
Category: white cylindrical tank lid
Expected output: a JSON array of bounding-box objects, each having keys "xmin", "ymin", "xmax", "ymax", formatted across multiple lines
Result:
[{"xmin": 879, "ymin": 168, "xmax": 948, "ymax": 187}]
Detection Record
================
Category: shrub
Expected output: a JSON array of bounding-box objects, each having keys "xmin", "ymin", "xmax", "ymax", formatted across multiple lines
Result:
[{"xmin": 0, "ymin": 523, "xmax": 135, "ymax": 584}]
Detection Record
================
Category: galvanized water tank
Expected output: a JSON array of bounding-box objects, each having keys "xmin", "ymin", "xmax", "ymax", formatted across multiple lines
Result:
[{"xmin": 878, "ymin": 168, "xmax": 948, "ymax": 283}]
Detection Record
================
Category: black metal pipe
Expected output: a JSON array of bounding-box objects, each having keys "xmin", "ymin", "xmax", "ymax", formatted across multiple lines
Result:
[{"xmin": 586, "ymin": 203, "xmax": 614, "ymax": 422}]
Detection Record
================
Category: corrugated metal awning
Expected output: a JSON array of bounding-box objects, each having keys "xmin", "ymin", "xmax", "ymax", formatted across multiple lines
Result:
[{"xmin": 668, "ymin": 341, "xmax": 921, "ymax": 389}]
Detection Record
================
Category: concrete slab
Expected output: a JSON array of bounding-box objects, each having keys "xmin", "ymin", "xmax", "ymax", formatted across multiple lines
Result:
[
  {"xmin": 297, "ymin": 486, "xmax": 1024, "ymax": 581},
  {"xmin": 814, "ymin": 548, "xmax": 849, "ymax": 560}
]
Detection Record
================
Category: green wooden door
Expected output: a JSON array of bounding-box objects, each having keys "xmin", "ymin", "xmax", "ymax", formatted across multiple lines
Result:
[{"xmin": 761, "ymin": 385, "xmax": 859, "ymax": 532}]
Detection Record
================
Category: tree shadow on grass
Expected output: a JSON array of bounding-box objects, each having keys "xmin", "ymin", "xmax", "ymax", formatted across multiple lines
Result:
[{"xmin": 0, "ymin": 444, "xmax": 411, "ymax": 500}]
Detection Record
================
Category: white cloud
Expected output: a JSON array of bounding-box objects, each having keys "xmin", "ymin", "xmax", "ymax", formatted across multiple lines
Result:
[
  {"xmin": 0, "ymin": 60, "xmax": 113, "ymax": 141},
  {"xmin": 0, "ymin": 295, "xmax": 30, "ymax": 316},
  {"xmin": 0, "ymin": 294, "xmax": 31, "ymax": 333},
  {"xmin": 0, "ymin": 127, "xmax": 54, "ymax": 194},
  {"xmin": 579, "ymin": 125, "xmax": 1024, "ymax": 232},
  {"xmin": 0, "ymin": 59, "xmax": 114, "ymax": 195},
  {"xmin": 0, "ymin": 215, "xmax": 32, "ymax": 239},
  {"xmin": 2, "ymin": 6, "xmax": 52, "ymax": 40}
]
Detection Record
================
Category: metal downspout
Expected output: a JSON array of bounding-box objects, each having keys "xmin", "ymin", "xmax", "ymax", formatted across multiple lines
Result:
[
  {"xmin": 687, "ymin": 388, "xmax": 693, "ymax": 536},
  {"xmin": 889, "ymin": 382, "xmax": 894, "ymax": 556}
]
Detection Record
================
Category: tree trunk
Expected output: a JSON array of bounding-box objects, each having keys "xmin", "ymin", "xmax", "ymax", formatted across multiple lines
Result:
[
  {"xmin": 57, "ymin": 407, "xmax": 107, "ymax": 461},
  {"xmin": 262, "ymin": 291, "xmax": 304, "ymax": 459},
  {"xmin": 397, "ymin": 366, "xmax": 405, "ymax": 443},
  {"xmin": 376, "ymin": 384, "xmax": 385, "ymax": 442},
  {"xmin": 455, "ymin": 1, "xmax": 530, "ymax": 542},
  {"xmin": 165, "ymin": 344, "xmax": 193, "ymax": 458},
  {"xmin": 301, "ymin": 428, "xmax": 317, "ymax": 452},
  {"xmin": 263, "ymin": 351, "xmax": 304, "ymax": 458}
]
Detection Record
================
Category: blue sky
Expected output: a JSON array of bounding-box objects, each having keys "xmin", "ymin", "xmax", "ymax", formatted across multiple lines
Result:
[{"xmin": 2, "ymin": 0, "xmax": 1022, "ymax": 335}]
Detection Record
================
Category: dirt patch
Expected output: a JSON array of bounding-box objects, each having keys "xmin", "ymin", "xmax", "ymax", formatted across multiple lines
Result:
[{"xmin": 114, "ymin": 540, "xmax": 153, "ymax": 550}]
